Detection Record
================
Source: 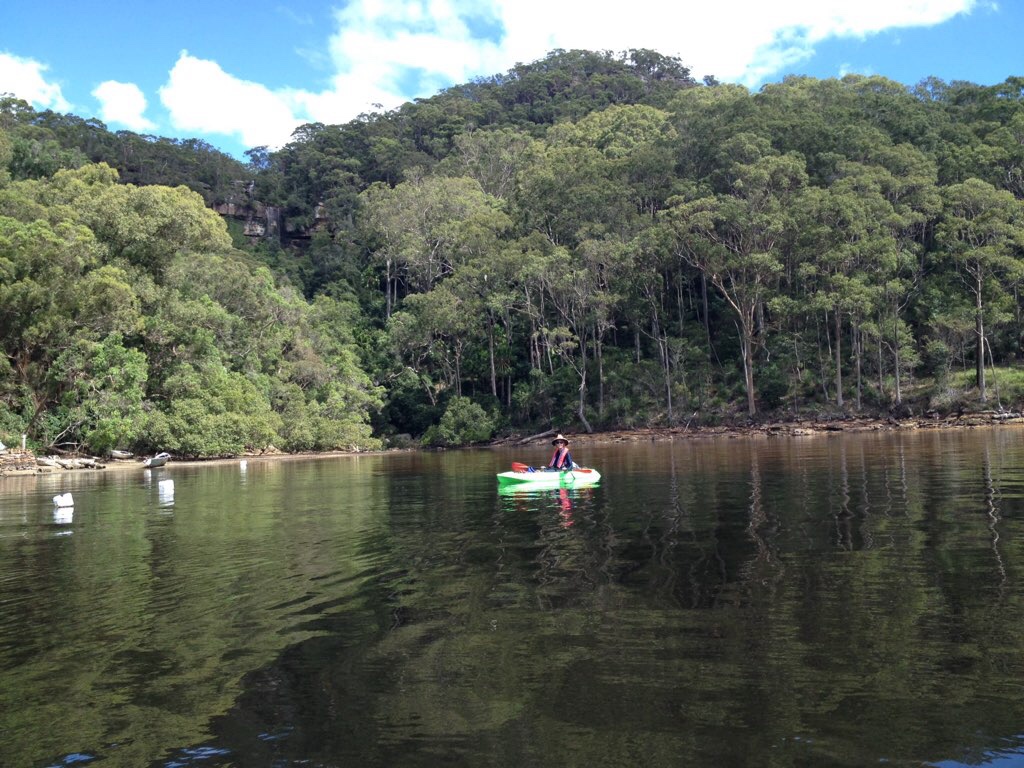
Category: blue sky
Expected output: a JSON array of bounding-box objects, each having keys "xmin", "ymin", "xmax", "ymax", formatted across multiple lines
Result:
[{"xmin": 1, "ymin": 0, "xmax": 1021, "ymax": 159}]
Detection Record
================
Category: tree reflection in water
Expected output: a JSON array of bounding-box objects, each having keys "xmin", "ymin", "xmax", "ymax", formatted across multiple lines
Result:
[{"xmin": 6, "ymin": 433, "xmax": 1024, "ymax": 766}]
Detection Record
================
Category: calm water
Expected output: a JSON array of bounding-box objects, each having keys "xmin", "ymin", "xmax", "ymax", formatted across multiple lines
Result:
[{"xmin": 4, "ymin": 430, "xmax": 1024, "ymax": 767}]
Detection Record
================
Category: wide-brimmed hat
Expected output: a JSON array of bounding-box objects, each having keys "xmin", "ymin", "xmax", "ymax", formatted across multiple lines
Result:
[{"xmin": 551, "ymin": 433, "xmax": 570, "ymax": 445}]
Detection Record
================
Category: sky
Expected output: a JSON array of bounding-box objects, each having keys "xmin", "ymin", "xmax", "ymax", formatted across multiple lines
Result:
[{"xmin": 0, "ymin": 0, "xmax": 1021, "ymax": 159}]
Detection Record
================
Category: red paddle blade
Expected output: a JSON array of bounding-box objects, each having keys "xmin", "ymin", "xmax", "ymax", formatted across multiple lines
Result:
[{"xmin": 511, "ymin": 462, "xmax": 530, "ymax": 472}]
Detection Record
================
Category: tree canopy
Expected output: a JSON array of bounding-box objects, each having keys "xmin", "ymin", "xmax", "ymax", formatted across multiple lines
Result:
[{"xmin": 3, "ymin": 50, "xmax": 1024, "ymax": 453}]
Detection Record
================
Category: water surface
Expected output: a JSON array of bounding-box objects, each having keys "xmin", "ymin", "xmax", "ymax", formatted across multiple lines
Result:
[{"xmin": 3, "ymin": 430, "xmax": 1024, "ymax": 767}]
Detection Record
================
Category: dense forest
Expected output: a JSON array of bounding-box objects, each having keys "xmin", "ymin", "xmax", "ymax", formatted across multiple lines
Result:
[{"xmin": 2, "ymin": 49, "xmax": 1024, "ymax": 456}]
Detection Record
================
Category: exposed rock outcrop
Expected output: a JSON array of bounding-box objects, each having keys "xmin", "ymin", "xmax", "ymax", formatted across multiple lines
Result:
[
  {"xmin": 213, "ymin": 201, "xmax": 283, "ymax": 241},
  {"xmin": 0, "ymin": 449, "xmax": 38, "ymax": 476}
]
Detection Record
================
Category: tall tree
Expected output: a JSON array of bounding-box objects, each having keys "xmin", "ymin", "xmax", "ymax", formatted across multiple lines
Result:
[
  {"xmin": 936, "ymin": 178, "xmax": 1024, "ymax": 400},
  {"xmin": 360, "ymin": 174, "xmax": 509, "ymax": 316},
  {"xmin": 667, "ymin": 135, "xmax": 806, "ymax": 416}
]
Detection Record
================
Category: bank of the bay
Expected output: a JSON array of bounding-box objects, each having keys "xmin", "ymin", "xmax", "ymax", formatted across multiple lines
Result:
[{"xmin": 8, "ymin": 407, "xmax": 1024, "ymax": 480}]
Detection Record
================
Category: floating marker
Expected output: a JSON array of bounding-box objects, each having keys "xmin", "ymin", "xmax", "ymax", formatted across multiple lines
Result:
[
  {"xmin": 53, "ymin": 507, "xmax": 74, "ymax": 524},
  {"xmin": 52, "ymin": 492, "xmax": 74, "ymax": 507}
]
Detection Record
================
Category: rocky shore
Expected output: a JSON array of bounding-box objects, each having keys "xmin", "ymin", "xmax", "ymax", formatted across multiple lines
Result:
[
  {"xmin": 0, "ymin": 449, "xmax": 111, "ymax": 477},
  {"xmin": 497, "ymin": 410, "xmax": 1024, "ymax": 446},
  {"xmin": 0, "ymin": 449, "xmax": 38, "ymax": 475}
]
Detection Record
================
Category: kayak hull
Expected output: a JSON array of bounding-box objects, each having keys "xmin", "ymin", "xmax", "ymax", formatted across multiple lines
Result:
[{"xmin": 496, "ymin": 468, "xmax": 601, "ymax": 487}]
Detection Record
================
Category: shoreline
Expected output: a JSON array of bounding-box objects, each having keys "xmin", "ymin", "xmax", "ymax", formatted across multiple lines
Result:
[
  {"xmin": 0, "ymin": 448, "xmax": 388, "ymax": 479},
  {"xmin": 4, "ymin": 411, "xmax": 1024, "ymax": 479},
  {"xmin": 542, "ymin": 411, "xmax": 1024, "ymax": 445}
]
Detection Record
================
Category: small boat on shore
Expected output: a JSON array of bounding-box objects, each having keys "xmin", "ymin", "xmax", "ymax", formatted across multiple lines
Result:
[
  {"xmin": 110, "ymin": 450, "xmax": 134, "ymax": 460},
  {"xmin": 143, "ymin": 452, "xmax": 171, "ymax": 469}
]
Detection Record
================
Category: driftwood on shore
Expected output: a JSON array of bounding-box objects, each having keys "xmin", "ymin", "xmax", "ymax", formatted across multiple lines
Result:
[
  {"xmin": 516, "ymin": 428, "xmax": 557, "ymax": 445},
  {"xmin": 37, "ymin": 456, "xmax": 105, "ymax": 470},
  {"xmin": 0, "ymin": 450, "xmax": 108, "ymax": 477}
]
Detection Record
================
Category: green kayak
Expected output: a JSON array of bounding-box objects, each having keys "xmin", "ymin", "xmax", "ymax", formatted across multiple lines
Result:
[{"xmin": 496, "ymin": 467, "xmax": 601, "ymax": 487}]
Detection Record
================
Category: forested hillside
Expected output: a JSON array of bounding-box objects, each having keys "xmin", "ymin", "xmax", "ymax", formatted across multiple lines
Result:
[{"xmin": 2, "ymin": 49, "xmax": 1024, "ymax": 455}]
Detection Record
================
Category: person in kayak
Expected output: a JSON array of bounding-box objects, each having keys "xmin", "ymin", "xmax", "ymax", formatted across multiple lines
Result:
[{"xmin": 548, "ymin": 434, "xmax": 575, "ymax": 471}]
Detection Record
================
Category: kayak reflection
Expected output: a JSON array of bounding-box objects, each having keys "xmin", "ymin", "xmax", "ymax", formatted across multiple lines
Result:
[{"xmin": 498, "ymin": 484, "xmax": 598, "ymax": 528}]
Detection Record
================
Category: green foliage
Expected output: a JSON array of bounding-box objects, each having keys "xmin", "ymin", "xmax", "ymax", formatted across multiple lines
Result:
[
  {"xmin": 48, "ymin": 333, "xmax": 148, "ymax": 453},
  {"xmin": 0, "ymin": 160, "xmax": 381, "ymax": 456},
  {"xmin": 141, "ymin": 365, "xmax": 281, "ymax": 456},
  {"xmin": 9, "ymin": 55, "xmax": 1024, "ymax": 446},
  {"xmin": 423, "ymin": 397, "xmax": 495, "ymax": 447},
  {"xmin": 923, "ymin": 339, "xmax": 953, "ymax": 381},
  {"xmin": 942, "ymin": 365, "xmax": 1024, "ymax": 408},
  {"xmin": 0, "ymin": 98, "xmax": 251, "ymax": 203},
  {"xmin": 0, "ymin": 127, "xmax": 11, "ymax": 186}
]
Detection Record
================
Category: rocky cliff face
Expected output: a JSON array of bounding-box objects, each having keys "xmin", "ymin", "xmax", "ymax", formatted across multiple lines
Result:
[
  {"xmin": 213, "ymin": 200, "xmax": 328, "ymax": 245},
  {"xmin": 213, "ymin": 201, "xmax": 282, "ymax": 240}
]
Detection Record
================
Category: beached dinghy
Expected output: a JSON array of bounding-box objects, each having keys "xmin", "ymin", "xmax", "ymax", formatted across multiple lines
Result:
[{"xmin": 143, "ymin": 452, "xmax": 171, "ymax": 468}]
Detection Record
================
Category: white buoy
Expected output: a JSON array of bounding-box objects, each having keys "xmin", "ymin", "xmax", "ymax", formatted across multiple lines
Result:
[
  {"xmin": 52, "ymin": 492, "xmax": 74, "ymax": 507},
  {"xmin": 158, "ymin": 479, "xmax": 175, "ymax": 506},
  {"xmin": 239, "ymin": 460, "xmax": 247, "ymax": 470},
  {"xmin": 53, "ymin": 507, "xmax": 74, "ymax": 524}
]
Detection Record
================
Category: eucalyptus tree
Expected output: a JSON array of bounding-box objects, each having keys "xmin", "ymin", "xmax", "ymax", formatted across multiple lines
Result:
[
  {"xmin": 0, "ymin": 126, "xmax": 11, "ymax": 186},
  {"xmin": 566, "ymin": 103, "xmax": 680, "ymax": 220},
  {"xmin": 386, "ymin": 272, "xmax": 492, "ymax": 419},
  {"xmin": 300, "ymin": 295, "xmax": 383, "ymax": 450},
  {"xmin": 437, "ymin": 128, "xmax": 537, "ymax": 201},
  {"xmin": 667, "ymin": 84, "xmax": 754, "ymax": 181},
  {"xmin": 983, "ymin": 110, "xmax": 1024, "ymax": 199},
  {"xmin": 936, "ymin": 178, "xmax": 1024, "ymax": 400},
  {"xmin": 410, "ymin": 283, "xmax": 474, "ymax": 398},
  {"xmin": 449, "ymin": 246, "xmax": 524, "ymax": 402},
  {"xmin": 359, "ymin": 173, "xmax": 509, "ymax": 317},
  {"xmin": 864, "ymin": 142, "xmax": 940, "ymax": 404},
  {"xmin": 536, "ymin": 241, "xmax": 615, "ymax": 433},
  {"xmin": 666, "ymin": 134, "xmax": 807, "ymax": 416},
  {"xmin": 619, "ymin": 223, "xmax": 682, "ymax": 421},
  {"xmin": 514, "ymin": 136, "xmax": 628, "ymax": 248},
  {"xmin": 796, "ymin": 163, "xmax": 905, "ymax": 410},
  {"xmin": 522, "ymin": 103, "xmax": 677, "ymax": 420}
]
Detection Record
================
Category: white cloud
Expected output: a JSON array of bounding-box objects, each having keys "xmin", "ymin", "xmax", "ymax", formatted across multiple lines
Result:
[
  {"xmin": 158, "ymin": 0, "xmax": 981, "ymax": 150},
  {"xmin": 93, "ymin": 80, "xmax": 155, "ymax": 131},
  {"xmin": 0, "ymin": 51, "xmax": 70, "ymax": 111},
  {"xmin": 838, "ymin": 63, "xmax": 875, "ymax": 79},
  {"xmin": 305, "ymin": 0, "xmax": 505, "ymax": 124},
  {"xmin": 159, "ymin": 52, "xmax": 306, "ymax": 148},
  {"xmin": 313, "ymin": 0, "xmax": 980, "ymax": 114},
  {"xmin": 487, "ymin": 0, "xmax": 980, "ymax": 86}
]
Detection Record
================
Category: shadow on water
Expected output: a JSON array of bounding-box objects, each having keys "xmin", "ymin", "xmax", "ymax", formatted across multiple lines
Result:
[{"xmin": 8, "ymin": 432, "xmax": 1024, "ymax": 766}]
